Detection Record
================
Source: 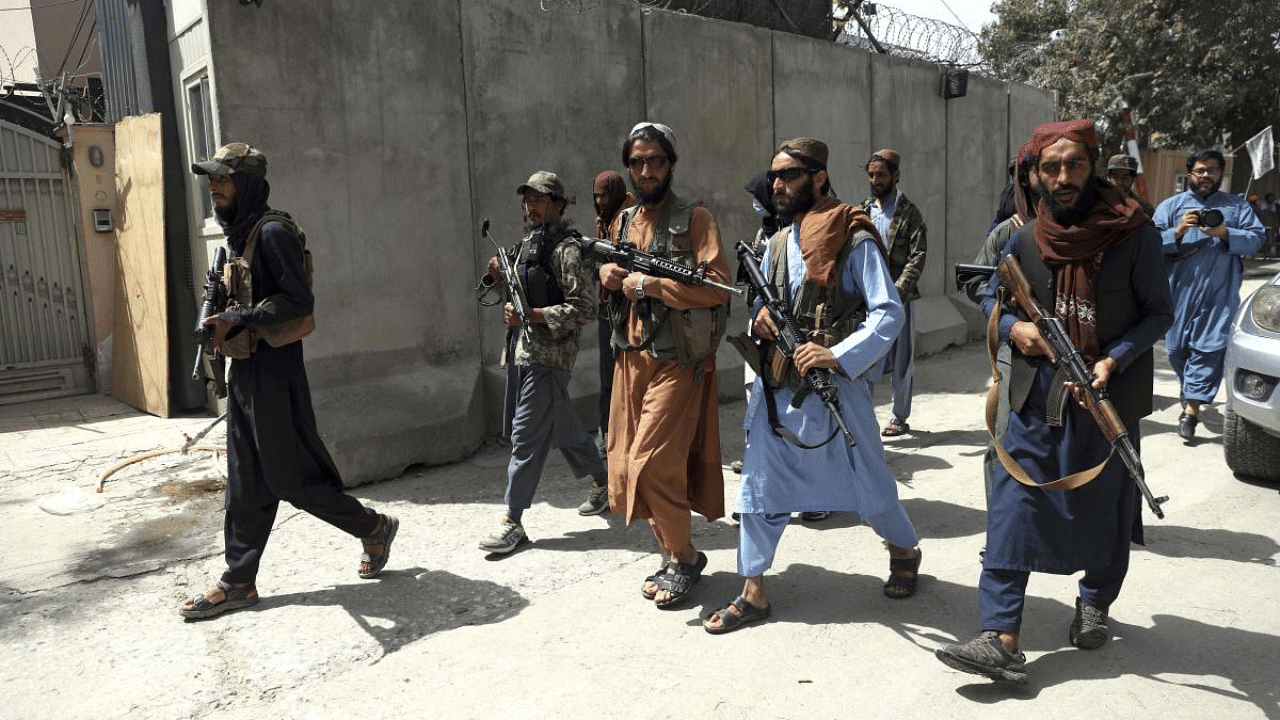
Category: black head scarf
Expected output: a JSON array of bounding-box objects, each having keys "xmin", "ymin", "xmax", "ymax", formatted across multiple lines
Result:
[
  {"xmin": 216, "ymin": 172, "xmax": 272, "ymax": 249},
  {"xmin": 744, "ymin": 170, "xmax": 779, "ymax": 236}
]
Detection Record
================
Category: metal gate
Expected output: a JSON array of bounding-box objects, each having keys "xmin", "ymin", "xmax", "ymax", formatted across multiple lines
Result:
[{"xmin": 0, "ymin": 120, "xmax": 92, "ymax": 404}]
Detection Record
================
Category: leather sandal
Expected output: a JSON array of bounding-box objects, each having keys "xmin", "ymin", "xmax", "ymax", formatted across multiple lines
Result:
[
  {"xmin": 653, "ymin": 552, "xmax": 707, "ymax": 610},
  {"xmin": 358, "ymin": 514, "xmax": 399, "ymax": 579},
  {"xmin": 703, "ymin": 595, "xmax": 771, "ymax": 635},
  {"xmin": 882, "ymin": 420, "xmax": 910, "ymax": 437},
  {"xmin": 180, "ymin": 580, "xmax": 258, "ymax": 620},
  {"xmin": 883, "ymin": 548, "xmax": 922, "ymax": 599}
]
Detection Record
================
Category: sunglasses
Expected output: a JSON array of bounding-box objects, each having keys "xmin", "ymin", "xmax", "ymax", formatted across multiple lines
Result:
[{"xmin": 767, "ymin": 167, "xmax": 817, "ymax": 183}]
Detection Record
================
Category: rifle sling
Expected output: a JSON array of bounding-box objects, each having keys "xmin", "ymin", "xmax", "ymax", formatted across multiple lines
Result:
[
  {"xmin": 985, "ymin": 286, "xmax": 1110, "ymax": 492},
  {"xmin": 761, "ymin": 341, "xmax": 841, "ymax": 450}
]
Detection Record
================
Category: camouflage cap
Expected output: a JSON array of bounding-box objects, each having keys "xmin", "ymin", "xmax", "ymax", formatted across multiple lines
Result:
[
  {"xmin": 516, "ymin": 171, "xmax": 566, "ymax": 199},
  {"xmin": 1107, "ymin": 154, "xmax": 1139, "ymax": 173},
  {"xmin": 191, "ymin": 143, "xmax": 268, "ymax": 178}
]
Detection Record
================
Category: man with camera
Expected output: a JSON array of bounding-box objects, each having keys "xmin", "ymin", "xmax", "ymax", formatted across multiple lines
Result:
[{"xmin": 1152, "ymin": 150, "xmax": 1265, "ymax": 441}]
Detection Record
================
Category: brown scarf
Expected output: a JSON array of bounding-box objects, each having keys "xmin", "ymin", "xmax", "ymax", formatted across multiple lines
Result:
[
  {"xmin": 1034, "ymin": 180, "xmax": 1149, "ymax": 363},
  {"xmin": 796, "ymin": 194, "xmax": 884, "ymax": 286}
]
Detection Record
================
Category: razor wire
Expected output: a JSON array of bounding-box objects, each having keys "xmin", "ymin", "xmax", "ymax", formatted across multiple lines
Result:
[{"xmin": 836, "ymin": 5, "xmax": 989, "ymax": 72}]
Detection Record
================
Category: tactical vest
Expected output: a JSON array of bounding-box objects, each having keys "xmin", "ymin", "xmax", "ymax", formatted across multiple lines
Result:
[
  {"xmin": 219, "ymin": 210, "xmax": 315, "ymax": 360},
  {"xmin": 609, "ymin": 192, "xmax": 727, "ymax": 367},
  {"xmin": 764, "ymin": 225, "xmax": 871, "ymax": 393},
  {"xmin": 518, "ymin": 228, "xmax": 574, "ymax": 308}
]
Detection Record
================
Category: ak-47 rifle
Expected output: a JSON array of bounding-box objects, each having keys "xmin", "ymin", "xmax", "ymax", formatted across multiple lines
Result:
[
  {"xmin": 579, "ymin": 237, "xmax": 744, "ymax": 298},
  {"xmin": 995, "ymin": 255, "xmax": 1169, "ymax": 518},
  {"xmin": 733, "ymin": 239, "xmax": 855, "ymax": 447},
  {"xmin": 477, "ymin": 218, "xmax": 533, "ymax": 345},
  {"xmin": 191, "ymin": 246, "xmax": 228, "ymax": 399}
]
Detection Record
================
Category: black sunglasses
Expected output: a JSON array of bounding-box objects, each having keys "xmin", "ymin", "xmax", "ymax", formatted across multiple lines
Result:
[{"xmin": 767, "ymin": 167, "xmax": 817, "ymax": 183}]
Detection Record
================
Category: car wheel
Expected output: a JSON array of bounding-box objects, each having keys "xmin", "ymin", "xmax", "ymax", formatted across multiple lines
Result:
[{"xmin": 1223, "ymin": 407, "xmax": 1280, "ymax": 482}]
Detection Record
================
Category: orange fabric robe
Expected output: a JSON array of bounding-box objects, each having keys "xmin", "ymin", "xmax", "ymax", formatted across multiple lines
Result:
[{"xmin": 605, "ymin": 199, "xmax": 728, "ymax": 550}]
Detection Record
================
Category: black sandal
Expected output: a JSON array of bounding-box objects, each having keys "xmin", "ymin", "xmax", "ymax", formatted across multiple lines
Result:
[
  {"xmin": 640, "ymin": 563, "xmax": 671, "ymax": 601},
  {"xmin": 358, "ymin": 514, "xmax": 399, "ymax": 579},
  {"xmin": 703, "ymin": 595, "xmax": 771, "ymax": 634},
  {"xmin": 883, "ymin": 548, "xmax": 922, "ymax": 599},
  {"xmin": 180, "ymin": 580, "xmax": 259, "ymax": 619},
  {"xmin": 653, "ymin": 552, "xmax": 707, "ymax": 610}
]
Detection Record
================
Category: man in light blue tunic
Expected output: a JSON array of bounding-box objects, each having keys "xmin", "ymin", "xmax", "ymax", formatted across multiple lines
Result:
[
  {"xmin": 1152, "ymin": 150, "xmax": 1264, "ymax": 441},
  {"xmin": 703, "ymin": 138, "xmax": 922, "ymax": 634}
]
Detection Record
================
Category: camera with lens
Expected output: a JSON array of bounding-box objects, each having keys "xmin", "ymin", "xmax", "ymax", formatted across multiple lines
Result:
[{"xmin": 1195, "ymin": 208, "xmax": 1224, "ymax": 229}]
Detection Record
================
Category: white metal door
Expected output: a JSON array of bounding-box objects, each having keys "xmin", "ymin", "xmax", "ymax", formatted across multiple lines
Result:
[{"xmin": 0, "ymin": 121, "xmax": 92, "ymax": 404}]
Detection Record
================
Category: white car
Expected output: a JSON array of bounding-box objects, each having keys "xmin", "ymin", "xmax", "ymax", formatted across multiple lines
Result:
[{"xmin": 1223, "ymin": 270, "xmax": 1280, "ymax": 482}]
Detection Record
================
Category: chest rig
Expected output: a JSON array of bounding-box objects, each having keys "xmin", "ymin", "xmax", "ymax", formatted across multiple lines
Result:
[
  {"xmin": 609, "ymin": 193, "xmax": 727, "ymax": 370},
  {"xmin": 517, "ymin": 227, "xmax": 573, "ymax": 308},
  {"xmin": 764, "ymin": 226, "xmax": 871, "ymax": 395},
  {"xmin": 219, "ymin": 210, "xmax": 315, "ymax": 359}
]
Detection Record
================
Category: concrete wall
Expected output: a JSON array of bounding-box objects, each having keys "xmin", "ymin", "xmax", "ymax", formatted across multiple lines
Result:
[{"xmin": 198, "ymin": 0, "xmax": 1053, "ymax": 484}]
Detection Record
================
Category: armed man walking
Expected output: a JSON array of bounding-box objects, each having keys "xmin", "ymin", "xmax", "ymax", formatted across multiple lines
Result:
[
  {"xmin": 935, "ymin": 121, "xmax": 1172, "ymax": 683},
  {"xmin": 861, "ymin": 149, "xmax": 926, "ymax": 438},
  {"xmin": 599, "ymin": 122, "xmax": 730, "ymax": 610},
  {"xmin": 704, "ymin": 138, "xmax": 922, "ymax": 635},
  {"xmin": 477, "ymin": 171, "xmax": 609, "ymax": 554},
  {"xmin": 180, "ymin": 143, "xmax": 398, "ymax": 620},
  {"xmin": 1152, "ymin": 150, "xmax": 1265, "ymax": 442}
]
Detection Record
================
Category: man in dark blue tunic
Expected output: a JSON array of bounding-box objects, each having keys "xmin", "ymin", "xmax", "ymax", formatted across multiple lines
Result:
[{"xmin": 935, "ymin": 121, "xmax": 1172, "ymax": 683}]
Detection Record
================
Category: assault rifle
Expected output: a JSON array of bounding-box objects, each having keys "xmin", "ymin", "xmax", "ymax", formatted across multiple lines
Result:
[
  {"xmin": 954, "ymin": 263, "xmax": 997, "ymax": 293},
  {"xmin": 579, "ymin": 238, "xmax": 744, "ymax": 298},
  {"xmin": 734, "ymin": 239, "xmax": 855, "ymax": 447},
  {"xmin": 477, "ymin": 218, "xmax": 533, "ymax": 345},
  {"xmin": 995, "ymin": 255, "xmax": 1169, "ymax": 519},
  {"xmin": 191, "ymin": 246, "xmax": 228, "ymax": 399}
]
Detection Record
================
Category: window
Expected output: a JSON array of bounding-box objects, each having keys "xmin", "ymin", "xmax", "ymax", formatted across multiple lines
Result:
[{"xmin": 186, "ymin": 74, "xmax": 216, "ymax": 220}]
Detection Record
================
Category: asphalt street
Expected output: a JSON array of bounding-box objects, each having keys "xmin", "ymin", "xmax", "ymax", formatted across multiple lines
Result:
[{"xmin": 1, "ymin": 260, "xmax": 1277, "ymax": 720}]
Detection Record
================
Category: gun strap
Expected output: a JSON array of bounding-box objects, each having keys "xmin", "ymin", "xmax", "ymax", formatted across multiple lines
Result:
[
  {"xmin": 755, "ymin": 340, "xmax": 840, "ymax": 450},
  {"xmin": 985, "ymin": 287, "xmax": 1110, "ymax": 492}
]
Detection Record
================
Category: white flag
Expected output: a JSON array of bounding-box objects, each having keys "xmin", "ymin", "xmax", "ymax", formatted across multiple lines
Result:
[{"xmin": 1245, "ymin": 125, "xmax": 1274, "ymax": 180}]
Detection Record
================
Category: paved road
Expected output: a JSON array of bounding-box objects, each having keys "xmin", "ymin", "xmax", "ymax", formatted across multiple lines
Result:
[{"xmin": 2, "ymin": 262, "xmax": 1277, "ymax": 720}]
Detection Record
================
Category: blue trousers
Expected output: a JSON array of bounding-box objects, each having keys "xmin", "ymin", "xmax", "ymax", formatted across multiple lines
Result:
[
  {"xmin": 1167, "ymin": 345, "xmax": 1225, "ymax": 404},
  {"xmin": 880, "ymin": 299, "xmax": 915, "ymax": 423},
  {"xmin": 737, "ymin": 505, "xmax": 918, "ymax": 577},
  {"xmin": 977, "ymin": 550, "xmax": 1131, "ymax": 635}
]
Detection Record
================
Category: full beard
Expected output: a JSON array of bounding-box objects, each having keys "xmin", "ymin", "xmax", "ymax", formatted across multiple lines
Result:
[
  {"xmin": 1038, "ymin": 179, "xmax": 1096, "ymax": 226},
  {"xmin": 632, "ymin": 173, "xmax": 672, "ymax": 206},
  {"xmin": 1192, "ymin": 177, "xmax": 1222, "ymax": 198},
  {"xmin": 774, "ymin": 178, "xmax": 817, "ymax": 224}
]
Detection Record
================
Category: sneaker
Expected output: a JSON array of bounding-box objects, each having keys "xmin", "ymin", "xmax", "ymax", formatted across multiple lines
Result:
[
  {"xmin": 1069, "ymin": 597, "xmax": 1109, "ymax": 649},
  {"xmin": 729, "ymin": 460, "xmax": 743, "ymax": 474},
  {"xmin": 935, "ymin": 631, "xmax": 1028, "ymax": 684},
  {"xmin": 1177, "ymin": 412, "xmax": 1198, "ymax": 441},
  {"xmin": 800, "ymin": 511, "xmax": 831, "ymax": 522},
  {"xmin": 479, "ymin": 516, "xmax": 528, "ymax": 554},
  {"xmin": 577, "ymin": 481, "xmax": 609, "ymax": 516}
]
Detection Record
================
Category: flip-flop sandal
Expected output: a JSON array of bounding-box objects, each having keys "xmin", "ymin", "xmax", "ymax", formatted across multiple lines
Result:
[
  {"xmin": 180, "ymin": 580, "xmax": 259, "ymax": 620},
  {"xmin": 358, "ymin": 514, "xmax": 399, "ymax": 579},
  {"xmin": 703, "ymin": 595, "xmax": 771, "ymax": 635},
  {"xmin": 653, "ymin": 551, "xmax": 708, "ymax": 610},
  {"xmin": 883, "ymin": 548, "xmax": 922, "ymax": 599}
]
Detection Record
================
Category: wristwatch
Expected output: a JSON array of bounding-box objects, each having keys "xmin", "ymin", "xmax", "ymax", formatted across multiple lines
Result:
[{"xmin": 634, "ymin": 274, "xmax": 647, "ymax": 299}]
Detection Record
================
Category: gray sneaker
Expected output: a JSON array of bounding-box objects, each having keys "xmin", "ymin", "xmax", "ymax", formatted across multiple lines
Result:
[
  {"xmin": 1069, "ymin": 597, "xmax": 1109, "ymax": 649},
  {"xmin": 577, "ymin": 481, "xmax": 609, "ymax": 516},
  {"xmin": 935, "ymin": 631, "xmax": 1028, "ymax": 684},
  {"xmin": 479, "ymin": 516, "xmax": 528, "ymax": 554}
]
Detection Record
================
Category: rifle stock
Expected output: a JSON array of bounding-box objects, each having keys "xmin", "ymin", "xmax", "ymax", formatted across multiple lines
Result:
[{"xmin": 994, "ymin": 255, "xmax": 1168, "ymax": 518}]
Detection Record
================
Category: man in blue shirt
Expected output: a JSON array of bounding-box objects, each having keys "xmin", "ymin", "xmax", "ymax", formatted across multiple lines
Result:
[{"xmin": 1152, "ymin": 150, "xmax": 1265, "ymax": 441}]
